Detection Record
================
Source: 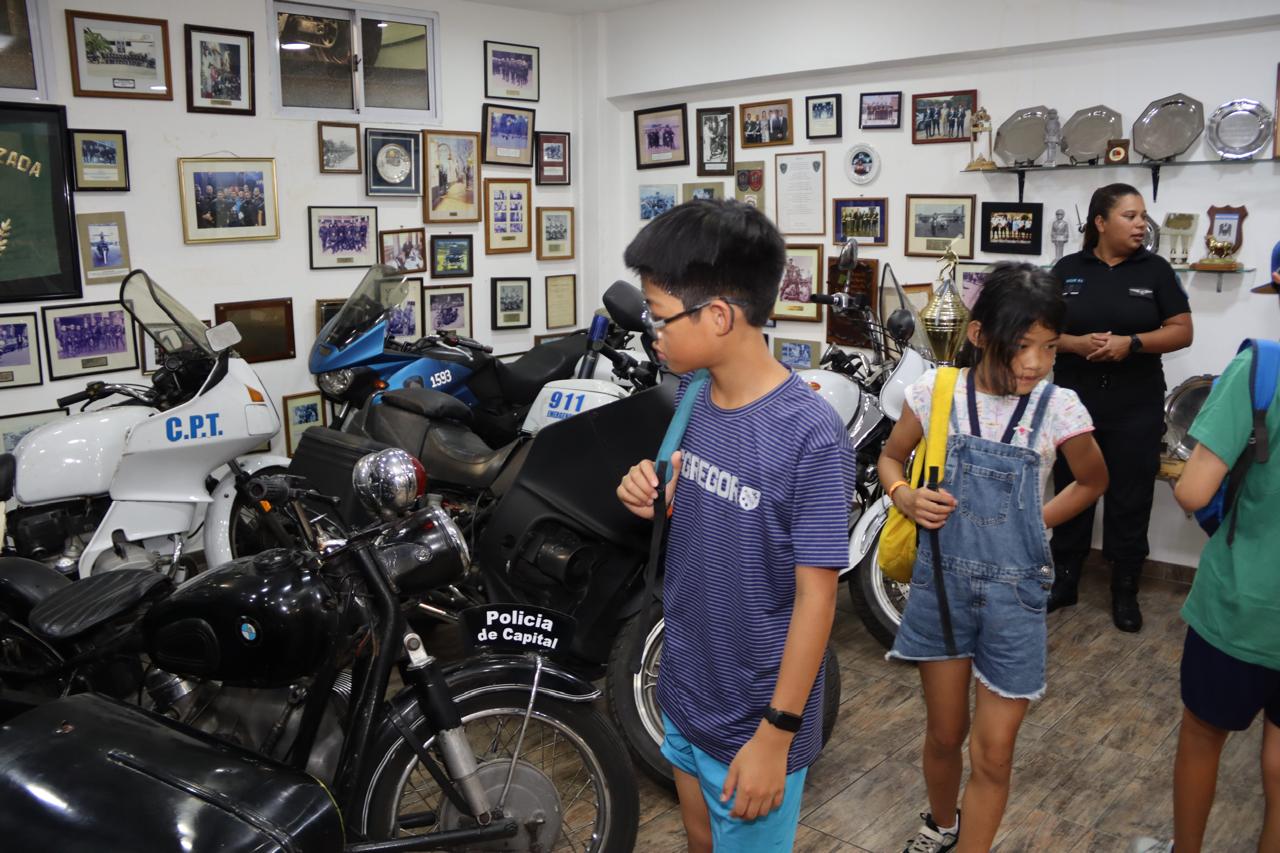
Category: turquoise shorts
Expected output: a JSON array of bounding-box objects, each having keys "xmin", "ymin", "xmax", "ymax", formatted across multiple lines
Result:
[{"xmin": 660, "ymin": 712, "xmax": 808, "ymax": 852}]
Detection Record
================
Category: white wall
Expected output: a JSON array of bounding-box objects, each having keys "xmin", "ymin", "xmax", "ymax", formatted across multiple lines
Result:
[{"xmin": 7, "ymin": 0, "xmax": 583, "ymax": 453}]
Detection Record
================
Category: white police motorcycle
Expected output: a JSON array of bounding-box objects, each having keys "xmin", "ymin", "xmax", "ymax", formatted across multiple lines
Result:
[{"xmin": 0, "ymin": 270, "xmax": 289, "ymax": 579}]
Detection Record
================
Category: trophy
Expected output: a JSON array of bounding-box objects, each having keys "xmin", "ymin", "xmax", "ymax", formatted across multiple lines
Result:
[
  {"xmin": 1159, "ymin": 212, "xmax": 1200, "ymax": 265},
  {"xmin": 1192, "ymin": 205, "xmax": 1248, "ymax": 271},
  {"xmin": 964, "ymin": 107, "xmax": 998, "ymax": 172},
  {"xmin": 920, "ymin": 242, "xmax": 971, "ymax": 364}
]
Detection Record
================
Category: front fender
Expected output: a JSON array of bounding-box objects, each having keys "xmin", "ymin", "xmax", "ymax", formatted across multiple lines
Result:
[
  {"xmin": 437, "ymin": 654, "xmax": 600, "ymax": 705},
  {"xmin": 201, "ymin": 454, "xmax": 292, "ymax": 568},
  {"xmin": 844, "ymin": 495, "xmax": 889, "ymax": 578}
]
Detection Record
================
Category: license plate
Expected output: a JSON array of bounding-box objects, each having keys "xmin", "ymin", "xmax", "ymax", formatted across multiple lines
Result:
[{"xmin": 461, "ymin": 604, "xmax": 575, "ymax": 655}]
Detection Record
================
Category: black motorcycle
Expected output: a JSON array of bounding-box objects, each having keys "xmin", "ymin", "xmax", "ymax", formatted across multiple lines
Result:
[{"xmin": 0, "ymin": 449, "xmax": 638, "ymax": 851}]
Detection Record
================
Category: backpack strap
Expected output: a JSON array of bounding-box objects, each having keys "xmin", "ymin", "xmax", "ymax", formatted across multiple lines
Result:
[
  {"xmin": 1024, "ymin": 384, "xmax": 1057, "ymax": 447},
  {"xmin": 925, "ymin": 367, "xmax": 959, "ymax": 485},
  {"xmin": 1223, "ymin": 341, "xmax": 1280, "ymax": 545}
]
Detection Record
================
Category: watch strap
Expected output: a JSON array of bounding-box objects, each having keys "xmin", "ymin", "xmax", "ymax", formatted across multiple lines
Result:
[
  {"xmin": 764, "ymin": 705, "xmax": 803, "ymax": 733},
  {"xmin": 1130, "ymin": 334, "xmax": 1143, "ymax": 352}
]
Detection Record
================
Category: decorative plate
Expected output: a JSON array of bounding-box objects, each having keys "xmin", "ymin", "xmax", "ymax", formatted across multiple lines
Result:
[
  {"xmin": 843, "ymin": 143, "xmax": 880, "ymax": 185},
  {"xmin": 1206, "ymin": 98, "xmax": 1274, "ymax": 160},
  {"xmin": 1132, "ymin": 93, "xmax": 1204, "ymax": 161},
  {"xmin": 1142, "ymin": 213, "xmax": 1161, "ymax": 255},
  {"xmin": 376, "ymin": 144, "xmax": 412, "ymax": 184},
  {"xmin": 1061, "ymin": 105, "xmax": 1122, "ymax": 164},
  {"xmin": 993, "ymin": 105, "xmax": 1049, "ymax": 166}
]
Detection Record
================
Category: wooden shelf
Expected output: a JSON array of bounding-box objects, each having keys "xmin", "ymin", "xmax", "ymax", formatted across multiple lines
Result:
[{"xmin": 965, "ymin": 157, "xmax": 1271, "ymax": 202}]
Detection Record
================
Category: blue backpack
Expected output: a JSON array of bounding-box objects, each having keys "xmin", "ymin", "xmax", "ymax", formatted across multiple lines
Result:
[{"xmin": 1193, "ymin": 339, "xmax": 1280, "ymax": 543}]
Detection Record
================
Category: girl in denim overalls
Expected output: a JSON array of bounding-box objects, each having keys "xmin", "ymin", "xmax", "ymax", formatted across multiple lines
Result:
[{"xmin": 880, "ymin": 264, "xmax": 1109, "ymax": 853}]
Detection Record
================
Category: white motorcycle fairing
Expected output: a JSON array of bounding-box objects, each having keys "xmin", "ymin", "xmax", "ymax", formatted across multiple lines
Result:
[
  {"xmin": 13, "ymin": 408, "xmax": 152, "ymax": 504},
  {"xmin": 796, "ymin": 369, "xmax": 861, "ymax": 427},
  {"xmin": 521, "ymin": 378, "xmax": 628, "ymax": 435},
  {"xmin": 879, "ymin": 348, "xmax": 927, "ymax": 422}
]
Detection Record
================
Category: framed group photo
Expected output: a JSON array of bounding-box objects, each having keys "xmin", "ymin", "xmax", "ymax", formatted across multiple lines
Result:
[
  {"xmin": 696, "ymin": 106, "xmax": 734, "ymax": 176},
  {"xmin": 317, "ymin": 122, "xmax": 361, "ymax": 174},
  {"xmin": 430, "ymin": 234, "xmax": 473, "ymax": 279},
  {"xmin": 741, "ymin": 98, "xmax": 793, "ymax": 148},
  {"xmin": 184, "ymin": 24, "xmax": 254, "ymax": 115},
  {"xmin": 484, "ymin": 178, "xmax": 531, "ymax": 254},
  {"xmin": 859, "ymin": 91, "xmax": 902, "ymax": 129},
  {"xmin": 213, "ymin": 297, "xmax": 295, "ymax": 364},
  {"xmin": 65, "ymin": 10, "xmax": 172, "ymax": 100},
  {"xmin": 491, "ymin": 277, "xmax": 531, "ymax": 330},
  {"xmin": 905, "ymin": 194, "xmax": 976, "ymax": 258},
  {"xmin": 425, "ymin": 283, "xmax": 473, "ymax": 338},
  {"xmin": 639, "ymin": 184, "xmax": 677, "ymax": 221},
  {"xmin": 425, "ymin": 129, "xmax": 481, "ymax": 222},
  {"xmin": 178, "ymin": 156, "xmax": 279, "ymax": 244},
  {"xmin": 536, "ymin": 207, "xmax": 574, "ymax": 261},
  {"xmin": 482, "ymin": 103, "xmax": 535, "ymax": 167},
  {"xmin": 76, "ymin": 211, "xmax": 131, "ymax": 285},
  {"xmin": 833, "ymin": 197, "xmax": 888, "ymax": 246},
  {"xmin": 308, "ymin": 206, "xmax": 377, "ymax": 270},
  {"xmin": 365, "ymin": 128, "xmax": 421, "ymax": 196},
  {"xmin": 535, "ymin": 131, "xmax": 570, "ymax": 185},
  {"xmin": 980, "ymin": 201, "xmax": 1044, "ymax": 256},
  {"xmin": 483, "ymin": 40, "xmax": 539, "ymax": 102},
  {"xmin": 911, "ymin": 89, "xmax": 978, "ymax": 144},
  {"xmin": 282, "ymin": 391, "xmax": 327, "ymax": 457},
  {"xmin": 773, "ymin": 245, "xmax": 823, "ymax": 322},
  {"xmin": 681, "ymin": 182, "xmax": 724, "ymax": 203},
  {"xmin": 773, "ymin": 337, "xmax": 820, "ymax": 369},
  {"xmin": 380, "ymin": 227, "xmax": 427, "ymax": 274},
  {"xmin": 42, "ymin": 300, "xmax": 138, "ymax": 380},
  {"xmin": 0, "ymin": 312, "xmax": 43, "ymax": 389},
  {"xmin": 70, "ymin": 129, "xmax": 130, "ymax": 191},
  {"xmin": 634, "ymin": 103, "xmax": 689, "ymax": 169},
  {"xmin": 545, "ymin": 274, "xmax": 577, "ymax": 329},
  {"xmin": 805, "ymin": 94, "xmax": 842, "ymax": 139}
]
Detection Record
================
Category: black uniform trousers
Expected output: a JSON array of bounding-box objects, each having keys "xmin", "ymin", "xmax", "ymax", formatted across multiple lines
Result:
[{"xmin": 1050, "ymin": 374, "xmax": 1164, "ymax": 576}]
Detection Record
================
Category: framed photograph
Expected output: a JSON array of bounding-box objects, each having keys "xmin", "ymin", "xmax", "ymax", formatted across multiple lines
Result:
[
  {"xmin": 773, "ymin": 244, "xmax": 823, "ymax": 323},
  {"xmin": 860, "ymin": 91, "xmax": 902, "ymax": 129},
  {"xmin": 774, "ymin": 151, "xmax": 826, "ymax": 236},
  {"xmin": 545, "ymin": 274, "xmax": 577, "ymax": 329},
  {"xmin": 308, "ymin": 206, "xmax": 377, "ymax": 270},
  {"xmin": 0, "ymin": 312, "xmax": 42, "ymax": 389},
  {"xmin": 483, "ymin": 40, "xmax": 539, "ymax": 102},
  {"xmin": 833, "ymin": 197, "xmax": 888, "ymax": 247},
  {"xmin": 384, "ymin": 278, "xmax": 423, "ymax": 343},
  {"xmin": 65, "ymin": 10, "xmax": 172, "ymax": 100},
  {"xmin": 184, "ymin": 24, "xmax": 253, "ymax": 115},
  {"xmin": 365, "ymin": 128, "xmax": 421, "ymax": 196},
  {"xmin": 42, "ymin": 300, "xmax": 138, "ymax": 380},
  {"xmin": 681, "ymin": 182, "xmax": 724, "ymax": 203},
  {"xmin": 282, "ymin": 391, "xmax": 327, "ymax": 457},
  {"xmin": 805, "ymin": 94, "xmax": 842, "ymax": 139},
  {"xmin": 534, "ymin": 330, "xmax": 582, "ymax": 346},
  {"xmin": 425, "ymin": 129, "xmax": 481, "ymax": 222},
  {"xmin": 957, "ymin": 262, "xmax": 991, "ymax": 311},
  {"xmin": 315, "ymin": 298, "xmax": 346, "ymax": 335},
  {"xmin": 482, "ymin": 103, "xmax": 535, "ymax": 167},
  {"xmin": 696, "ymin": 107, "xmax": 734, "ymax": 176},
  {"xmin": 213, "ymin": 298, "xmax": 295, "ymax": 364},
  {"xmin": 912, "ymin": 89, "xmax": 978, "ymax": 144},
  {"xmin": 639, "ymin": 184, "xmax": 677, "ymax": 221},
  {"xmin": 424, "ymin": 283, "xmax": 473, "ymax": 338},
  {"xmin": 536, "ymin": 207, "xmax": 574, "ymax": 261},
  {"xmin": 826, "ymin": 256, "xmax": 879, "ymax": 347},
  {"xmin": 317, "ymin": 122, "xmax": 361, "ymax": 174},
  {"xmin": 178, "ymin": 157, "xmax": 278, "ymax": 244},
  {"xmin": 981, "ymin": 201, "xmax": 1044, "ymax": 256},
  {"xmin": 430, "ymin": 234, "xmax": 473, "ymax": 279},
  {"xmin": 634, "ymin": 103, "xmax": 689, "ymax": 169},
  {"xmin": 535, "ymin": 131, "xmax": 570, "ymax": 185},
  {"xmin": 380, "ymin": 227, "xmax": 427, "ymax": 274},
  {"xmin": 1, "ymin": 408, "xmax": 68, "ymax": 453},
  {"xmin": 76, "ymin": 211, "xmax": 131, "ymax": 285},
  {"xmin": 905, "ymin": 194, "xmax": 976, "ymax": 259},
  {"xmin": 70, "ymin": 129, "xmax": 130, "ymax": 191},
  {"xmin": 491, "ymin": 277, "xmax": 531, "ymax": 330},
  {"xmin": 773, "ymin": 337, "xmax": 820, "ymax": 369},
  {"xmin": 1, "ymin": 103, "xmax": 80, "ymax": 304},
  {"xmin": 484, "ymin": 178, "xmax": 531, "ymax": 254},
  {"xmin": 734, "ymin": 161, "xmax": 765, "ymax": 209},
  {"xmin": 740, "ymin": 98, "xmax": 793, "ymax": 148}
]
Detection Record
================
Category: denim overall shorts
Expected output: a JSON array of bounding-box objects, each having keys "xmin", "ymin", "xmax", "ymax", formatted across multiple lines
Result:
[{"xmin": 888, "ymin": 371, "xmax": 1057, "ymax": 700}]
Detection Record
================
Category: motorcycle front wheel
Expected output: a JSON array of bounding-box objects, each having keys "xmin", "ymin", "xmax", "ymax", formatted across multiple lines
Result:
[
  {"xmin": 355, "ymin": 689, "xmax": 638, "ymax": 852},
  {"xmin": 847, "ymin": 517, "xmax": 910, "ymax": 649}
]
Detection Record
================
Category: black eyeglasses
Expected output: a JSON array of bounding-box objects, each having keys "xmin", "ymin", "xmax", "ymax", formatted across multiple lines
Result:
[{"xmin": 641, "ymin": 297, "xmax": 748, "ymax": 337}]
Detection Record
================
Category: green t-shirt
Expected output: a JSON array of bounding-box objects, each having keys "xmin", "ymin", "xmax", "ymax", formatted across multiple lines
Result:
[{"xmin": 1181, "ymin": 348, "xmax": 1280, "ymax": 670}]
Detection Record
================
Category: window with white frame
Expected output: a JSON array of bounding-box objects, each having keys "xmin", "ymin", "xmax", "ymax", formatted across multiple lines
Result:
[
  {"xmin": 0, "ymin": 0, "xmax": 53, "ymax": 101},
  {"xmin": 271, "ymin": 1, "xmax": 440, "ymax": 122}
]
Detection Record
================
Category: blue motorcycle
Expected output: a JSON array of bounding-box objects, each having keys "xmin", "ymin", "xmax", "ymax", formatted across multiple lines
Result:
[{"xmin": 311, "ymin": 266, "xmax": 591, "ymax": 447}]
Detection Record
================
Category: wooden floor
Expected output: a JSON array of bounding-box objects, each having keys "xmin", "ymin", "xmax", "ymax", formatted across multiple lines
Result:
[{"xmin": 632, "ymin": 562, "xmax": 1269, "ymax": 852}]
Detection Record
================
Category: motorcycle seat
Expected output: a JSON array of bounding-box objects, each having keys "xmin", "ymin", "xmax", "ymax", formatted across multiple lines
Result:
[
  {"xmin": 493, "ymin": 334, "xmax": 585, "ymax": 406},
  {"xmin": 421, "ymin": 422, "xmax": 520, "ymax": 490},
  {"xmin": 29, "ymin": 569, "xmax": 172, "ymax": 642},
  {"xmin": 381, "ymin": 387, "xmax": 473, "ymax": 425}
]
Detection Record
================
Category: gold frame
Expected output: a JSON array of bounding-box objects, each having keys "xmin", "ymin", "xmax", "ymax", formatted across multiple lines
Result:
[
  {"xmin": 535, "ymin": 206, "xmax": 574, "ymax": 260},
  {"xmin": 424, "ymin": 129, "xmax": 482, "ymax": 223},
  {"xmin": 739, "ymin": 98, "xmax": 794, "ymax": 149},
  {"xmin": 282, "ymin": 391, "xmax": 328, "ymax": 458},
  {"xmin": 772, "ymin": 244, "xmax": 824, "ymax": 323},
  {"xmin": 544, "ymin": 274, "xmax": 577, "ymax": 329},
  {"xmin": 484, "ymin": 177, "xmax": 531, "ymax": 255},
  {"xmin": 178, "ymin": 156, "xmax": 280, "ymax": 244}
]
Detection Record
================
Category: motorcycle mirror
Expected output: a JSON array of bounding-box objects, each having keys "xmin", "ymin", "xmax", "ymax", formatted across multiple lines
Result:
[
  {"xmin": 602, "ymin": 280, "xmax": 647, "ymax": 334},
  {"xmin": 837, "ymin": 240, "xmax": 859, "ymax": 271},
  {"xmin": 205, "ymin": 321, "xmax": 242, "ymax": 353},
  {"xmin": 885, "ymin": 308, "xmax": 916, "ymax": 344}
]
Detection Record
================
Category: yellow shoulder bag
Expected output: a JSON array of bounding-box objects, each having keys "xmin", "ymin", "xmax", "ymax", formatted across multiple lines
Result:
[{"xmin": 877, "ymin": 367, "xmax": 959, "ymax": 583}]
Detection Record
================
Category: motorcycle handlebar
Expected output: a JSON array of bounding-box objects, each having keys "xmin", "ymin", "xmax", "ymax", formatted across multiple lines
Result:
[
  {"xmin": 808, "ymin": 292, "xmax": 868, "ymax": 311},
  {"xmin": 57, "ymin": 381, "xmax": 105, "ymax": 408},
  {"xmin": 246, "ymin": 475, "xmax": 293, "ymax": 504}
]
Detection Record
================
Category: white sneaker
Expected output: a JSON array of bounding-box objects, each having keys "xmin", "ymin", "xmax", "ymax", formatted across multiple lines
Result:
[
  {"xmin": 903, "ymin": 812, "xmax": 959, "ymax": 853},
  {"xmin": 1128, "ymin": 839, "xmax": 1173, "ymax": 853}
]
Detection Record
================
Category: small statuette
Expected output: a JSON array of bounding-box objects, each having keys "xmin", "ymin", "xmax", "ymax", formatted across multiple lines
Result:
[
  {"xmin": 1043, "ymin": 108, "xmax": 1061, "ymax": 167},
  {"xmin": 1050, "ymin": 209, "xmax": 1070, "ymax": 261}
]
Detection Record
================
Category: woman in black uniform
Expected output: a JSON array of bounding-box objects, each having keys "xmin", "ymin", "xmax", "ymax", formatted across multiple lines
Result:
[{"xmin": 1048, "ymin": 183, "xmax": 1193, "ymax": 632}]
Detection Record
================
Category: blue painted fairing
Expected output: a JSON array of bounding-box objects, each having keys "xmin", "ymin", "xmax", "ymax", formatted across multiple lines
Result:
[{"xmin": 310, "ymin": 315, "xmax": 479, "ymax": 402}]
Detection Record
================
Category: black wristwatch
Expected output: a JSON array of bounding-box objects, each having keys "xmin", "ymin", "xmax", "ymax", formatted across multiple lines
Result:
[
  {"xmin": 763, "ymin": 706, "xmax": 803, "ymax": 733},
  {"xmin": 1129, "ymin": 334, "xmax": 1144, "ymax": 353}
]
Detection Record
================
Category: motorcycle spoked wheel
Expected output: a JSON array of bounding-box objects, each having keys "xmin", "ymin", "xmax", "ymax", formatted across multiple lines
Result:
[
  {"xmin": 606, "ymin": 609, "xmax": 842, "ymax": 791},
  {"xmin": 355, "ymin": 689, "xmax": 639, "ymax": 852},
  {"xmin": 847, "ymin": 518, "xmax": 910, "ymax": 650}
]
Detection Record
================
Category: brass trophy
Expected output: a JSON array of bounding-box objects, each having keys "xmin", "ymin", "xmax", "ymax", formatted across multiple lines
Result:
[
  {"xmin": 964, "ymin": 106, "xmax": 998, "ymax": 171},
  {"xmin": 920, "ymin": 242, "xmax": 971, "ymax": 364},
  {"xmin": 1192, "ymin": 204, "xmax": 1248, "ymax": 272}
]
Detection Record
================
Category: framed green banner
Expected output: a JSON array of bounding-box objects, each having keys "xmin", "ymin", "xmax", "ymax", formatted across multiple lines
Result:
[{"xmin": 0, "ymin": 102, "xmax": 80, "ymax": 303}]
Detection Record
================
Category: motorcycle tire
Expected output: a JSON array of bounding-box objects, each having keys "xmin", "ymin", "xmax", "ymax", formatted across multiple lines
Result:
[
  {"xmin": 847, "ymin": 518, "xmax": 909, "ymax": 650},
  {"xmin": 606, "ymin": 608, "xmax": 842, "ymax": 792},
  {"xmin": 354, "ymin": 688, "xmax": 638, "ymax": 852}
]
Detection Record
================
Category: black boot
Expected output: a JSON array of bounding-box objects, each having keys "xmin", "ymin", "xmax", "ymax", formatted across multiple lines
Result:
[
  {"xmin": 1111, "ymin": 564, "xmax": 1143, "ymax": 633},
  {"xmin": 1047, "ymin": 562, "xmax": 1080, "ymax": 613}
]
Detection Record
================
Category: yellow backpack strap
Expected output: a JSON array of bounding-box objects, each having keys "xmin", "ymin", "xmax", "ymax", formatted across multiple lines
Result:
[{"xmin": 923, "ymin": 367, "xmax": 959, "ymax": 484}]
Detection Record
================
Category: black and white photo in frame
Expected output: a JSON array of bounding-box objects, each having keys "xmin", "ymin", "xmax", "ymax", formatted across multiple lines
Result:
[
  {"xmin": 483, "ymin": 40, "xmax": 539, "ymax": 102},
  {"xmin": 0, "ymin": 312, "xmax": 42, "ymax": 389},
  {"xmin": 318, "ymin": 122, "xmax": 361, "ymax": 174},
  {"xmin": 425, "ymin": 283, "xmax": 473, "ymax": 338},
  {"xmin": 491, "ymin": 277, "xmax": 531, "ymax": 330},
  {"xmin": 805, "ymin": 94, "xmax": 842, "ymax": 139},
  {"xmin": 696, "ymin": 106, "xmax": 734, "ymax": 176},
  {"xmin": 42, "ymin": 300, "xmax": 138, "ymax": 380},
  {"xmin": 70, "ymin": 129, "xmax": 130, "ymax": 191}
]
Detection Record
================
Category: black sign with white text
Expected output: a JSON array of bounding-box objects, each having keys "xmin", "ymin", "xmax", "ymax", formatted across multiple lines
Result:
[{"xmin": 461, "ymin": 604, "xmax": 575, "ymax": 655}]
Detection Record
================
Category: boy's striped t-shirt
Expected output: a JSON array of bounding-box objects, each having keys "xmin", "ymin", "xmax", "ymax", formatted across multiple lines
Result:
[{"xmin": 657, "ymin": 371, "xmax": 855, "ymax": 773}]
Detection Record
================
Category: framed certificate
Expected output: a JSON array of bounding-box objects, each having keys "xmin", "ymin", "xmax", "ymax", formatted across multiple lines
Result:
[
  {"xmin": 774, "ymin": 151, "xmax": 826, "ymax": 236},
  {"xmin": 545, "ymin": 274, "xmax": 577, "ymax": 329}
]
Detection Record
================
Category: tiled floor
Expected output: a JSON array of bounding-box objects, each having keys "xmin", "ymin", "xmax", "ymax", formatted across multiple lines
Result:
[{"xmin": 632, "ymin": 561, "xmax": 1270, "ymax": 852}]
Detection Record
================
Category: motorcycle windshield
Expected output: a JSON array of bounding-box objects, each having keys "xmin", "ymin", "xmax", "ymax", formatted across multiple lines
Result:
[
  {"xmin": 323, "ymin": 266, "xmax": 413, "ymax": 348},
  {"xmin": 120, "ymin": 270, "xmax": 214, "ymax": 355}
]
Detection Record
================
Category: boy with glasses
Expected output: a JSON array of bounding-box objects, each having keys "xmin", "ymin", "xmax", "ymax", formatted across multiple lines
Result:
[{"xmin": 617, "ymin": 200, "xmax": 855, "ymax": 851}]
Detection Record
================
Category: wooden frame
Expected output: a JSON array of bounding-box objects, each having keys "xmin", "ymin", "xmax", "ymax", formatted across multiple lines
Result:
[
  {"xmin": 773, "ymin": 337, "xmax": 820, "ymax": 369},
  {"xmin": 384, "ymin": 278, "xmax": 425, "ymax": 343},
  {"xmin": 634, "ymin": 103, "xmax": 689, "ymax": 169},
  {"xmin": 183, "ymin": 24, "xmax": 254, "ymax": 115},
  {"xmin": 379, "ymin": 227, "xmax": 427, "ymax": 274},
  {"xmin": 315, "ymin": 298, "xmax": 346, "ymax": 335},
  {"xmin": 535, "ymin": 131, "xmax": 570, "ymax": 185},
  {"xmin": 1204, "ymin": 205, "xmax": 1249, "ymax": 256},
  {"xmin": 904, "ymin": 194, "xmax": 976, "ymax": 259},
  {"xmin": 430, "ymin": 235, "xmax": 473, "ymax": 279},
  {"xmin": 308, "ymin": 206, "xmax": 377, "ymax": 270},
  {"xmin": 0, "ymin": 311, "xmax": 43, "ymax": 389},
  {"xmin": 544, "ymin": 274, "xmax": 577, "ymax": 330},
  {"xmin": 178, "ymin": 156, "xmax": 279, "ymax": 244},
  {"xmin": 833, "ymin": 197, "xmax": 888, "ymax": 247},
  {"xmin": 805, "ymin": 94, "xmax": 842, "ymax": 139},
  {"xmin": 70, "ymin": 129, "xmax": 130, "ymax": 191},
  {"xmin": 317, "ymin": 122, "xmax": 361, "ymax": 174},
  {"xmin": 980, "ymin": 201, "xmax": 1044, "ymax": 256},
  {"xmin": 911, "ymin": 89, "xmax": 978, "ymax": 144},
  {"xmin": 484, "ymin": 178, "xmax": 531, "ymax": 255},
  {"xmin": 365, "ymin": 128, "xmax": 421, "ymax": 196},
  {"xmin": 282, "ymin": 391, "xmax": 328, "ymax": 457},
  {"xmin": 483, "ymin": 40, "xmax": 539, "ymax": 102},
  {"xmin": 826, "ymin": 257, "xmax": 879, "ymax": 347},
  {"xmin": 212, "ymin": 298, "xmax": 295, "ymax": 364},
  {"xmin": 859, "ymin": 91, "xmax": 902, "ymax": 129},
  {"xmin": 491, "ymin": 277, "xmax": 532, "ymax": 330},
  {"xmin": 42, "ymin": 299, "xmax": 138, "ymax": 380},
  {"xmin": 425, "ymin": 129, "xmax": 481, "ymax": 222},
  {"xmin": 695, "ymin": 106, "xmax": 734, "ymax": 176},
  {"xmin": 740, "ymin": 98, "xmax": 793, "ymax": 148},
  {"xmin": 536, "ymin": 207, "xmax": 575, "ymax": 260},
  {"xmin": 0, "ymin": 408, "xmax": 68, "ymax": 453},
  {"xmin": 773, "ymin": 244, "xmax": 824, "ymax": 323},
  {"xmin": 76, "ymin": 211, "xmax": 131, "ymax": 285},
  {"xmin": 482, "ymin": 103, "xmax": 535, "ymax": 167},
  {"xmin": 424, "ymin": 283, "xmax": 473, "ymax": 338},
  {"xmin": 773, "ymin": 151, "xmax": 826, "ymax": 236},
  {"xmin": 681, "ymin": 182, "xmax": 724, "ymax": 203},
  {"xmin": 66, "ymin": 10, "xmax": 173, "ymax": 100},
  {"xmin": 1275, "ymin": 63, "xmax": 1279, "ymax": 161}
]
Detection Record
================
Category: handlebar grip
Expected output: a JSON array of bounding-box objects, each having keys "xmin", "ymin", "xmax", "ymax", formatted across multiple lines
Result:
[
  {"xmin": 56, "ymin": 389, "xmax": 94, "ymax": 408},
  {"xmin": 246, "ymin": 475, "xmax": 293, "ymax": 504},
  {"xmin": 807, "ymin": 294, "xmax": 838, "ymax": 305}
]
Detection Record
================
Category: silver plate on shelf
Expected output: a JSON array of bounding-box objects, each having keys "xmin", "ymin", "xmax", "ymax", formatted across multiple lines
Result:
[
  {"xmin": 1206, "ymin": 98, "xmax": 1274, "ymax": 160},
  {"xmin": 1132, "ymin": 93, "xmax": 1204, "ymax": 161},
  {"xmin": 994, "ymin": 105, "xmax": 1049, "ymax": 166},
  {"xmin": 1143, "ymin": 213, "xmax": 1160, "ymax": 254},
  {"xmin": 1061, "ymin": 105, "xmax": 1122, "ymax": 164}
]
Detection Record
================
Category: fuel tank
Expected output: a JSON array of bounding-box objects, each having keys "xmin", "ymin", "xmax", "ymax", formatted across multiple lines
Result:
[{"xmin": 13, "ymin": 407, "xmax": 152, "ymax": 504}]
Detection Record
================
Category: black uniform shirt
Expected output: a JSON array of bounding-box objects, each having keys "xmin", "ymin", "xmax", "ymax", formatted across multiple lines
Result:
[{"xmin": 1052, "ymin": 248, "xmax": 1190, "ymax": 389}]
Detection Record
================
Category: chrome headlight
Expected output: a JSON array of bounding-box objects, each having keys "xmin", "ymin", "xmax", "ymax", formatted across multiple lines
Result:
[
  {"xmin": 317, "ymin": 368, "xmax": 355, "ymax": 398},
  {"xmin": 353, "ymin": 448, "xmax": 425, "ymax": 514}
]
